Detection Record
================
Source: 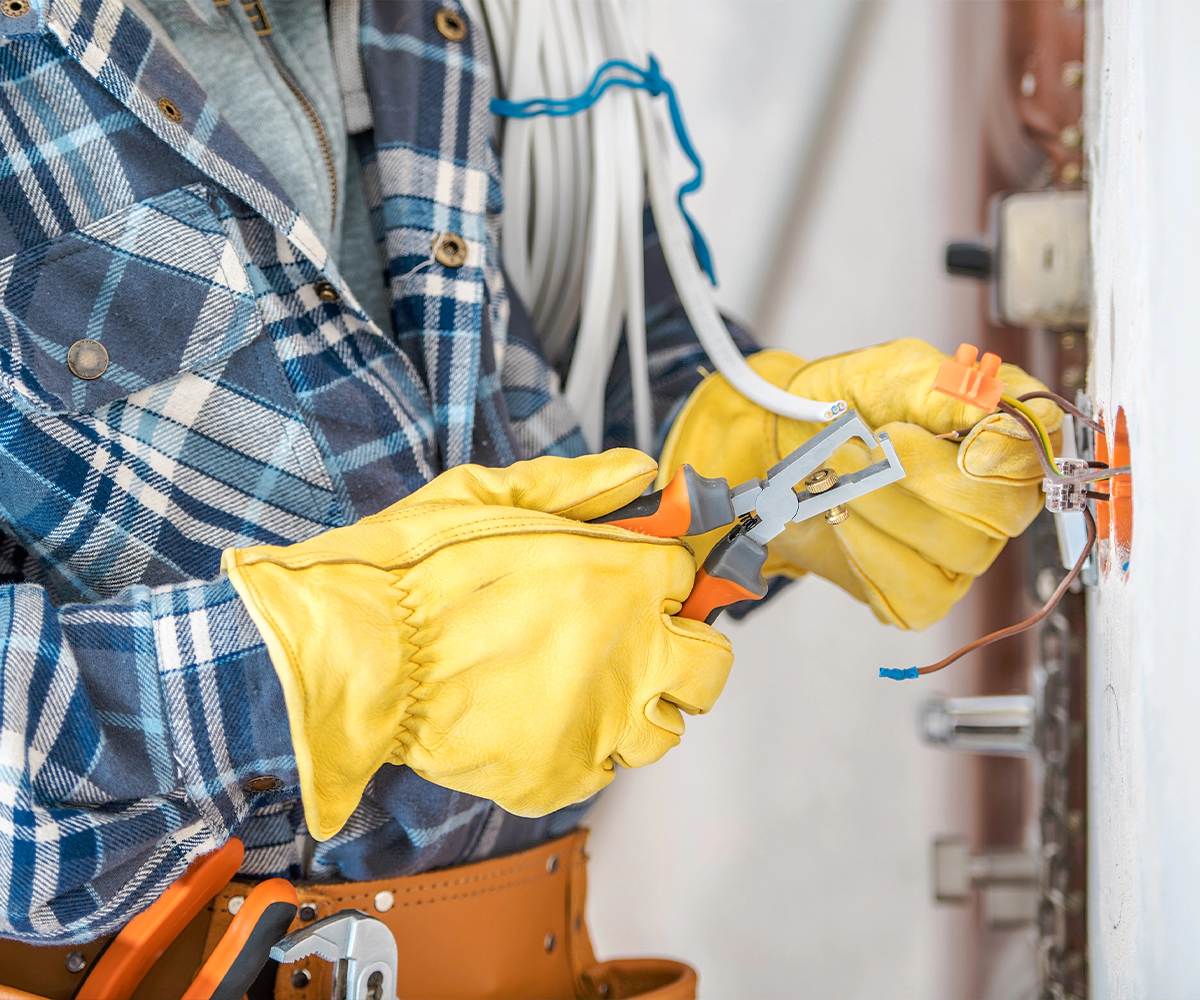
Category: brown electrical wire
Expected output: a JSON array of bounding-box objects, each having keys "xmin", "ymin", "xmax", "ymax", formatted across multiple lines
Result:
[
  {"xmin": 883, "ymin": 383, "xmax": 1114, "ymax": 680},
  {"xmin": 915, "ymin": 507, "xmax": 1097, "ymax": 676},
  {"xmin": 997, "ymin": 400, "xmax": 1129, "ymax": 483},
  {"xmin": 998, "ymin": 400, "xmax": 1060, "ymax": 479},
  {"xmin": 1017, "ymin": 390, "xmax": 1105, "ymax": 433}
]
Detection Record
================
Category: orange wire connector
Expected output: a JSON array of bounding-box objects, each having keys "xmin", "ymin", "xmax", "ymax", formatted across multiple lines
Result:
[{"xmin": 932, "ymin": 343, "xmax": 1007, "ymax": 412}]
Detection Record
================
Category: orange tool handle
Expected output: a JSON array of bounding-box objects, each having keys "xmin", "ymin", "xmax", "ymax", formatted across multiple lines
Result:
[
  {"xmin": 678, "ymin": 531, "xmax": 770, "ymax": 624},
  {"xmin": 591, "ymin": 465, "xmax": 733, "ymax": 537},
  {"xmin": 182, "ymin": 879, "xmax": 298, "ymax": 1000},
  {"xmin": 78, "ymin": 838, "xmax": 245, "ymax": 1000},
  {"xmin": 678, "ymin": 569, "xmax": 764, "ymax": 623}
]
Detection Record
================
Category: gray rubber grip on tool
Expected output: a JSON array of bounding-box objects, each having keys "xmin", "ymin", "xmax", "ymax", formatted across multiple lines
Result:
[
  {"xmin": 681, "ymin": 466, "xmax": 736, "ymax": 534},
  {"xmin": 701, "ymin": 531, "xmax": 770, "ymax": 623}
]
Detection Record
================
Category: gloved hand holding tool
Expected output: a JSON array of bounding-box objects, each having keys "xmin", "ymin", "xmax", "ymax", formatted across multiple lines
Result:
[
  {"xmin": 222, "ymin": 452, "xmax": 733, "ymax": 840},
  {"xmin": 656, "ymin": 338, "xmax": 1065, "ymax": 631},
  {"xmin": 592, "ymin": 410, "xmax": 906, "ymax": 624}
]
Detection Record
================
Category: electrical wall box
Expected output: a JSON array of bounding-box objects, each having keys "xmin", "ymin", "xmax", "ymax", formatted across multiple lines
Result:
[{"xmin": 946, "ymin": 189, "xmax": 1090, "ymax": 330}]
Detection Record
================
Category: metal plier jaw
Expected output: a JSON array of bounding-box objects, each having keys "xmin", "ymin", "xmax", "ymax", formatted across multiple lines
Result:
[
  {"xmin": 731, "ymin": 410, "xmax": 906, "ymax": 544},
  {"xmin": 591, "ymin": 409, "xmax": 906, "ymax": 624},
  {"xmin": 683, "ymin": 410, "xmax": 905, "ymax": 623},
  {"xmin": 271, "ymin": 910, "xmax": 399, "ymax": 1000}
]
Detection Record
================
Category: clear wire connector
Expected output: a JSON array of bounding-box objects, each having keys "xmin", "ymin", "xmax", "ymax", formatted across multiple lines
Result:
[{"xmin": 1043, "ymin": 458, "xmax": 1091, "ymax": 512}]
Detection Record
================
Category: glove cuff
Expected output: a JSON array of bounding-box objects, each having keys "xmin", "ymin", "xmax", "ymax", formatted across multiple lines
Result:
[{"xmin": 223, "ymin": 548, "xmax": 419, "ymax": 841}]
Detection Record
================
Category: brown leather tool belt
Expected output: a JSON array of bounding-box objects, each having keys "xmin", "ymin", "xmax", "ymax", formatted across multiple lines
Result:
[{"xmin": 0, "ymin": 829, "xmax": 695, "ymax": 1000}]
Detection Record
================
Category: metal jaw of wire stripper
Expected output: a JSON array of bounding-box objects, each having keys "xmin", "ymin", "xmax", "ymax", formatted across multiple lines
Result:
[{"xmin": 595, "ymin": 410, "xmax": 906, "ymax": 623}]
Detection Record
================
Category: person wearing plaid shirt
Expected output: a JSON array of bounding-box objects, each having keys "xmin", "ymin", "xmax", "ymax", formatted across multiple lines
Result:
[
  {"xmin": 0, "ymin": 0, "xmax": 753, "ymax": 944},
  {"xmin": 0, "ymin": 0, "xmax": 1073, "ymax": 980}
]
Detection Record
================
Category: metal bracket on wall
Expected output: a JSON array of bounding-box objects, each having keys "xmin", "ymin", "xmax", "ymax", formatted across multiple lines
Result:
[
  {"xmin": 946, "ymin": 189, "xmax": 1090, "ymax": 331},
  {"xmin": 932, "ymin": 837, "xmax": 1040, "ymax": 930}
]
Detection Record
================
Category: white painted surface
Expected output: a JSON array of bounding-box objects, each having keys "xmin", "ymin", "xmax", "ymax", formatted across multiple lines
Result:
[
  {"xmin": 584, "ymin": 4, "xmax": 984, "ymax": 996},
  {"xmin": 636, "ymin": 0, "xmax": 860, "ymax": 324},
  {"xmin": 1087, "ymin": 1, "xmax": 1200, "ymax": 995}
]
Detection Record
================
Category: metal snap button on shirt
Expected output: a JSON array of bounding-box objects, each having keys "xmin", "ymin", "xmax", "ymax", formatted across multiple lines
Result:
[
  {"xmin": 434, "ymin": 8, "xmax": 467, "ymax": 41},
  {"xmin": 157, "ymin": 97, "xmax": 182, "ymax": 123},
  {"xmin": 1, "ymin": 0, "xmax": 30, "ymax": 17},
  {"xmin": 67, "ymin": 339, "xmax": 109, "ymax": 380},
  {"xmin": 242, "ymin": 774, "xmax": 284, "ymax": 793},
  {"xmin": 434, "ymin": 233, "xmax": 468, "ymax": 268},
  {"xmin": 315, "ymin": 279, "xmax": 340, "ymax": 302}
]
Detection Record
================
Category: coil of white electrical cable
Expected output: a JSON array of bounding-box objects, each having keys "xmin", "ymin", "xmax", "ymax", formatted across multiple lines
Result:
[{"xmin": 467, "ymin": 0, "xmax": 845, "ymax": 452}]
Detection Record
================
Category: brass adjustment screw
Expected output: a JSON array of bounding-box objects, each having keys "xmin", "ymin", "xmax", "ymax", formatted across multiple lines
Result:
[
  {"xmin": 824, "ymin": 505, "xmax": 850, "ymax": 526},
  {"xmin": 803, "ymin": 468, "xmax": 838, "ymax": 494}
]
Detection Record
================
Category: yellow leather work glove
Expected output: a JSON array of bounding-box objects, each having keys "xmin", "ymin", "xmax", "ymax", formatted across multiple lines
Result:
[
  {"xmin": 221, "ymin": 452, "xmax": 733, "ymax": 840},
  {"xmin": 659, "ymin": 338, "xmax": 1062, "ymax": 631}
]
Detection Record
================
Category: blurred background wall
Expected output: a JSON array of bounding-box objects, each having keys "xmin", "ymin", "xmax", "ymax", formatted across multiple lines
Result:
[{"xmin": 579, "ymin": 2, "xmax": 1005, "ymax": 997}]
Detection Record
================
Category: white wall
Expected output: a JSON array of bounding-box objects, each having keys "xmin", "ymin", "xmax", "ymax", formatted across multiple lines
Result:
[
  {"xmin": 1086, "ymin": 1, "xmax": 1200, "ymax": 995},
  {"xmin": 585, "ymin": 4, "xmax": 985, "ymax": 996}
]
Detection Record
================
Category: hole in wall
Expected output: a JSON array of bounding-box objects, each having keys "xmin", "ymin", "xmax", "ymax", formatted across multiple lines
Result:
[
  {"xmin": 1110, "ymin": 407, "xmax": 1132, "ymax": 574},
  {"xmin": 1093, "ymin": 406, "xmax": 1132, "ymax": 577}
]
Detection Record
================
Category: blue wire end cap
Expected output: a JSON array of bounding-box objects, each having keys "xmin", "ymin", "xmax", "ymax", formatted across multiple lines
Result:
[{"xmin": 879, "ymin": 667, "xmax": 920, "ymax": 681}]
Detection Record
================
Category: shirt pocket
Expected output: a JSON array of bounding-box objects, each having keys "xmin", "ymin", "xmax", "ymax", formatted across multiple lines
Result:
[{"xmin": 0, "ymin": 184, "xmax": 260, "ymax": 415}]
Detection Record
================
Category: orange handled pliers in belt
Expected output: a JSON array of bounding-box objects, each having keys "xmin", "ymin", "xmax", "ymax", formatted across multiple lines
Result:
[
  {"xmin": 593, "ymin": 410, "xmax": 906, "ymax": 623},
  {"xmin": 76, "ymin": 838, "xmax": 298, "ymax": 1000}
]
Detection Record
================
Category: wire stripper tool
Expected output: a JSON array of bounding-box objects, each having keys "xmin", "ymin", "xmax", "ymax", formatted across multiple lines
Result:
[{"xmin": 593, "ymin": 410, "xmax": 907, "ymax": 623}]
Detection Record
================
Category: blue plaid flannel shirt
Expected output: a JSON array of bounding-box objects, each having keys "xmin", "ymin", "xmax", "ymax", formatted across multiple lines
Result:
[{"xmin": 0, "ymin": 0, "xmax": 756, "ymax": 943}]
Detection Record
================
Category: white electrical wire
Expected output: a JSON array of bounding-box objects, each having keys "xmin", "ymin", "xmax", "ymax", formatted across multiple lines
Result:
[{"xmin": 472, "ymin": 0, "xmax": 845, "ymax": 452}]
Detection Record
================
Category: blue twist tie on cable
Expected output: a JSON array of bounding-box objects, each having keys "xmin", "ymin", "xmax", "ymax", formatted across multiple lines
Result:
[
  {"xmin": 490, "ymin": 55, "xmax": 718, "ymax": 285},
  {"xmin": 879, "ymin": 667, "xmax": 920, "ymax": 681}
]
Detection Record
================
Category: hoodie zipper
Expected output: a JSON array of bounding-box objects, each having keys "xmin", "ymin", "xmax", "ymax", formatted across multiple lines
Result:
[{"xmin": 235, "ymin": 0, "xmax": 338, "ymax": 231}]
